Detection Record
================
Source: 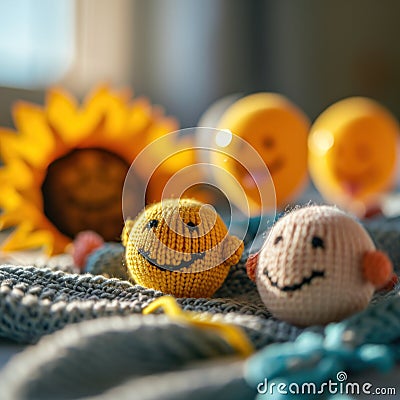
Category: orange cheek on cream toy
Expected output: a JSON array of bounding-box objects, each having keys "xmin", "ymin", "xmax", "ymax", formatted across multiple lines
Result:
[
  {"xmin": 308, "ymin": 97, "xmax": 399, "ymax": 217},
  {"xmin": 122, "ymin": 198, "xmax": 244, "ymax": 298},
  {"xmin": 246, "ymin": 205, "xmax": 394, "ymax": 326}
]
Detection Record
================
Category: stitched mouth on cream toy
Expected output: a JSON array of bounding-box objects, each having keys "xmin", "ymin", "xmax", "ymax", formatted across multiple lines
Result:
[
  {"xmin": 263, "ymin": 268, "xmax": 325, "ymax": 292},
  {"xmin": 138, "ymin": 248, "xmax": 207, "ymax": 271}
]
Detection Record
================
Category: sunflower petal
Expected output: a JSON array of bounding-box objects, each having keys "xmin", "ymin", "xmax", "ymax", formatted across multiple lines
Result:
[
  {"xmin": 1, "ymin": 222, "xmax": 54, "ymax": 254},
  {"xmin": 0, "ymin": 187, "xmax": 24, "ymax": 214},
  {"xmin": 0, "ymin": 160, "xmax": 34, "ymax": 190},
  {"xmin": 0, "ymin": 85, "xmax": 178, "ymax": 255},
  {"xmin": 86, "ymin": 86, "xmax": 130, "ymax": 137},
  {"xmin": 127, "ymin": 98, "xmax": 152, "ymax": 133},
  {"xmin": 12, "ymin": 102, "xmax": 55, "ymax": 167},
  {"xmin": 46, "ymin": 87, "xmax": 81, "ymax": 145}
]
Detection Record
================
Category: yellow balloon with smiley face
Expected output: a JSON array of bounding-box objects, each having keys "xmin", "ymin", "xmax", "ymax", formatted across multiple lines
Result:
[
  {"xmin": 308, "ymin": 97, "xmax": 399, "ymax": 215},
  {"xmin": 122, "ymin": 198, "xmax": 244, "ymax": 298},
  {"xmin": 213, "ymin": 93, "xmax": 310, "ymax": 214}
]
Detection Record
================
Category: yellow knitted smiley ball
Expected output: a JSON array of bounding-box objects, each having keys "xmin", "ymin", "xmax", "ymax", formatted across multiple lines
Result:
[
  {"xmin": 122, "ymin": 198, "xmax": 244, "ymax": 298},
  {"xmin": 246, "ymin": 206, "xmax": 393, "ymax": 326},
  {"xmin": 308, "ymin": 97, "xmax": 399, "ymax": 215}
]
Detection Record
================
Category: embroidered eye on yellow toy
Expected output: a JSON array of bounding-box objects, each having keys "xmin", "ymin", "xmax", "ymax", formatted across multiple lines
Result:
[
  {"xmin": 122, "ymin": 198, "xmax": 244, "ymax": 298},
  {"xmin": 246, "ymin": 205, "xmax": 394, "ymax": 326}
]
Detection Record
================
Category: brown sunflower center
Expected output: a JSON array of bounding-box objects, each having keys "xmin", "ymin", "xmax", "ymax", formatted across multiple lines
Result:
[{"xmin": 41, "ymin": 148, "xmax": 129, "ymax": 240}]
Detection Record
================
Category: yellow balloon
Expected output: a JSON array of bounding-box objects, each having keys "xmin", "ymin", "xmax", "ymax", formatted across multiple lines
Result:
[
  {"xmin": 215, "ymin": 93, "xmax": 310, "ymax": 212},
  {"xmin": 308, "ymin": 97, "xmax": 399, "ymax": 213}
]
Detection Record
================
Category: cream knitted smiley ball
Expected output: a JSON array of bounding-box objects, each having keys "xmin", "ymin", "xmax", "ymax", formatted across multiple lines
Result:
[{"xmin": 246, "ymin": 205, "xmax": 393, "ymax": 326}]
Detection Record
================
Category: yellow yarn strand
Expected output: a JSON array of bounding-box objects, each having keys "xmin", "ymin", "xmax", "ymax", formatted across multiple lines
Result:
[{"xmin": 143, "ymin": 296, "xmax": 254, "ymax": 357}]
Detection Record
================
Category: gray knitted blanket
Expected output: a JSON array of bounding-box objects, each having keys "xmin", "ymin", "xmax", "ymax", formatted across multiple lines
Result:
[{"xmin": 0, "ymin": 218, "xmax": 398, "ymax": 400}]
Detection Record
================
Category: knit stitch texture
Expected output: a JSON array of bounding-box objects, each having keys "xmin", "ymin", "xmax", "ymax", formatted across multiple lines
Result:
[
  {"xmin": 254, "ymin": 206, "xmax": 389, "ymax": 326},
  {"xmin": 123, "ymin": 198, "xmax": 243, "ymax": 297},
  {"xmin": 0, "ymin": 215, "xmax": 398, "ymax": 399}
]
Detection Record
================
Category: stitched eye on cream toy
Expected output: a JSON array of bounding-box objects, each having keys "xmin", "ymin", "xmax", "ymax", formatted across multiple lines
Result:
[
  {"xmin": 246, "ymin": 205, "xmax": 394, "ymax": 326},
  {"xmin": 122, "ymin": 198, "xmax": 244, "ymax": 298}
]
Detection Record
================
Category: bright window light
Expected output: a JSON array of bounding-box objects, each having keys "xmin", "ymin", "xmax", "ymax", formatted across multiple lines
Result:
[
  {"xmin": 0, "ymin": 0, "xmax": 75, "ymax": 88},
  {"xmin": 215, "ymin": 129, "xmax": 233, "ymax": 148}
]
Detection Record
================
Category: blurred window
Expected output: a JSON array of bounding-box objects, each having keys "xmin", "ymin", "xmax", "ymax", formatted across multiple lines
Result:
[{"xmin": 0, "ymin": 0, "xmax": 75, "ymax": 88}]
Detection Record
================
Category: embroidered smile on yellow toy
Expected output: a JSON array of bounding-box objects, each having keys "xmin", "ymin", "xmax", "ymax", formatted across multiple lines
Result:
[{"xmin": 122, "ymin": 199, "xmax": 244, "ymax": 298}]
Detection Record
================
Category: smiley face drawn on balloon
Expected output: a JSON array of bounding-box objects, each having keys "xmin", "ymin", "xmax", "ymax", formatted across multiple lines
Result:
[
  {"xmin": 215, "ymin": 93, "xmax": 310, "ymax": 213},
  {"xmin": 308, "ymin": 97, "xmax": 399, "ymax": 214}
]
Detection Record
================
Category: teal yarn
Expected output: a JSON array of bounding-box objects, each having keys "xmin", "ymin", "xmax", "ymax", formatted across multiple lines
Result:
[
  {"xmin": 84, "ymin": 243, "xmax": 129, "ymax": 280},
  {"xmin": 244, "ymin": 292, "xmax": 400, "ymax": 399}
]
